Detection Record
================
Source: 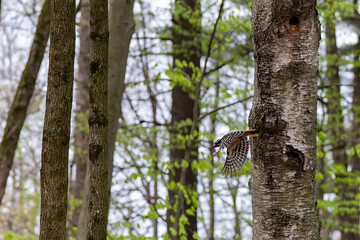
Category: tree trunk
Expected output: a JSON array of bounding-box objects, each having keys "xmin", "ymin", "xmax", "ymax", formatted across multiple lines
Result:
[
  {"xmin": 324, "ymin": 2, "xmax": 357, "ymax": 238},
  {"xmin": 69, "ymin": 0, "xmax": 90, "ymax": 235},
  {"xmin": 249, "ymin": 1, "xmax": 320, "ymax": 239},
  {"xmin": 77, "ymin": 163, "xmax": 90, "ymax": 240},
  {"xmin": 86, "ymin": 0, "xmax": 109, "ymax": 238},
  {"xmin": 230, "ymin": 186, "xmax": 242, "ymax": 240},
  {"xmin": 346, "ymin": 37, "xmax": 360, "ymax": 240},
  {"xmin": 108, "ymin": 0, "xmax": 135, "ymax": 202},
  {"xmin": 39, "ymin": 0, "xmax": 75, "ymax": 238},
  {"xmin": 208, "ymin": 75, "xmax": 220, "ymax": 240},
  {"xmin": 167, "ymin": 0, "xmax": 201, "ymax": 239},
  {"xmin": 0, "ymin": 0, "xmax": 50, "ymax": 206}
]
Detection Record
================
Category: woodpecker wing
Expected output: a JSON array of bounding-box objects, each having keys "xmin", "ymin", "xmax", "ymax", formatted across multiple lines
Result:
[
  {"xmin": 219, "ymin": 130, "xmax": 245, "ymax": 150},
  {"xmin": 222, "ymin": 138, "xmax": 249, "ymax": 177}
]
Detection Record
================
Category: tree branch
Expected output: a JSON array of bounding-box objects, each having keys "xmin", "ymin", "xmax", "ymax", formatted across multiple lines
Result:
[{"xmin": 198, "ymin": 96, "xmax": 253, "ymax": 121}]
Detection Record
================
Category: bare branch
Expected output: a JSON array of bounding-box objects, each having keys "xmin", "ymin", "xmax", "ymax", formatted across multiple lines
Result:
[{"xmin": 199, "ymin": 96, "xmax": 253, "ymax": 122}]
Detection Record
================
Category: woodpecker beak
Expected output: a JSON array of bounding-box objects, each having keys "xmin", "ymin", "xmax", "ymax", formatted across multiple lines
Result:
[{"xmin": 211, "ymin": 139, "xmax": 221, "ymax": 150}]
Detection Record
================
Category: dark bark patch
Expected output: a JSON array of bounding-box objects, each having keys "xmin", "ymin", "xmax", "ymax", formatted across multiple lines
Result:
[
  {"xmin": 285, "ymin": 144, "xmax": 305, "ymax": 171},
  {"xmin": 90, "ymin": 60, "xmax": 100, "ymax": 75},
  {"xmin": 89, "ymin": 31, "xmax": 109, "ymax": 42},
  {"xmin": 266, "ymin": 170, "xmax": 277, "ymax": 189},
  {"xmin": 89, "ymin": 111, "xmax": 108, "ymax": 127},
  {"xmin": 89, "ymin": 143, "xmax": 103, "ymax": 160},
  {"xmin": 266, "ymin": 207, "xmax": 299, "ymax": 238},
  {"xmin": 262, "ymin": 113, "xmax": 287, "ymax": 131},
  {"xmin": 62, "ymin": 71, "xmax": 71, "ymax": 84}
]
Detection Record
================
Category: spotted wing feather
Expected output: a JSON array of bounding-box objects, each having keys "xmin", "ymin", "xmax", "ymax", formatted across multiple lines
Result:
[
  {"xmin": 222, "ymin": 138, "xmax": 249, "ymax": 177},
  {"xmin": 219, "ymin": 130, "xmax": 245, "ymax": 150}
]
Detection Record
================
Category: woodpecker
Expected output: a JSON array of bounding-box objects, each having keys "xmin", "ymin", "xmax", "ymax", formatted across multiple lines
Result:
[{"xmin": 211, "ymin": 129, "xmax": 259, "ymax": 177}]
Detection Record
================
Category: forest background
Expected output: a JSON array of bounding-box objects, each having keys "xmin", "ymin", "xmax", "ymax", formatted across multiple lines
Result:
[{"xmin": 0, "ymin": 0, "xmax": 359, "ymax": 239}]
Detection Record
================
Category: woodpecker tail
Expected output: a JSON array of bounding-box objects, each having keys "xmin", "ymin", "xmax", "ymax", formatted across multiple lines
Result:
[{"xmin": 244, "ymin": 129, "xmax": 259, "ymax": 137}]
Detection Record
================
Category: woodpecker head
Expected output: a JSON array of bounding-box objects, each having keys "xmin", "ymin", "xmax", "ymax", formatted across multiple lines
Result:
[{"xmin": 211, "ymin": 138, "xmax": 222, "ymax": 149}]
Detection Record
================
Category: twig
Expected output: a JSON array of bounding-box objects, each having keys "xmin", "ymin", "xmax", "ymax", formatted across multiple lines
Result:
[
  {"xmin": 189, "ymin": 0, "xmax": 226, "ymax": 143},
  {"xmin": 198, "ymin": 96, "xmax": 253, "ymax": 121},
  {"xmin": 318, "ymin": 83, "xmax": 356, "ymax": 89}
]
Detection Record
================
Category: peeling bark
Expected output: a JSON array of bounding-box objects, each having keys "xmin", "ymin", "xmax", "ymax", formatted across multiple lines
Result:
[
  {"xmin": 39, "ymin": 0, "xmax": 75, "ymax": 238},
  {"xmin": 249, "ymin": 1, "xmax": 320, "ymax": 239},
  {"xmin": 0, "ymin": 0, "xmax": 50, "ymax": 206}
]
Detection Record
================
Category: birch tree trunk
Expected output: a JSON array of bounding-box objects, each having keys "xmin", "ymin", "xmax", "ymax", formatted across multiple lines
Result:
[
  {"xmin": 86, "ymin": 0, "xmax": 109, "ymax": 238},
  {"xmin": 39, "ymin": 0, "xmax": 75, "ymax": 238},
  {"xmin": 0, "ymin": 0, "xmax": 50, "ymax": 206},
  {"xmin": 249, "ymin": 1, "xmax": 320, "ymax": 239}
]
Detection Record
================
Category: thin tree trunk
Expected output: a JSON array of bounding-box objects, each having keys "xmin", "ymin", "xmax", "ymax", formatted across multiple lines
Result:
[
  {"xmin": 86, "ymin": 0, "xmax": 109, "ymax": 238},
  {"xmin": 324, "ymin": 2, "xmax": 357, "ymax": 238},
  {"xmin": 70, "ymin": 0, "xmax": 90, "ymax": 235},
  {"xmin": 136, "ymin": 1, "xmax": 159, "ymax": 235},
  {"xmin": 167, "ymin": 0, "xmax": 201, "ymax": 239},
  {"xmin": 324, "ymin": 0, "xmax": 346, "ymax": 181},
  {"xmin": 77, "ymin": 163, "xmax": 90, "ymax": 240},
  {"xmin": 39, "ymin": 0, "xmax": 75, "ymax": 238},
  {"xmin": 249, "ymin": 1, "xmax": 320, "ymax": 239},
  {"xmin": 108, "ymin": 0, "xmax": 135, "ymax": 202},
  {"xmin": 346, "ymin": 37, "xmax": 360, "ymax": 240},
  {"xmin": 0, "ymin": 0, "xmax": 50, "ymax": 206},
  {"xmin": 230, "ymin": 186, "xmax": 242, "ymax": 240},
  {"xmin": 208, "ymin": 75, "xmax": 220, "ymax": 240}
]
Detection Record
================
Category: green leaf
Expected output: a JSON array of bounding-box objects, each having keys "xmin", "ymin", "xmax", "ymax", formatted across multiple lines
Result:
[
  {"xmin": 186, "ymin": 209, "xmax": 194, "ymax": 216},
  {"xmin": 356, "ymin": 144, "xmax": 360, "ymax": 159},
  {"xmin": 315, "ymin": 172, "xmax": 324, "ymax": 181},
  {"xmin": 168, "ymin": 181, "xmax": 176, "ymax": 190},
  {"xmin": 148, "ymin": 211, "xmax": 159, "ymax": 219},
  {"xmin": 3, "ymin": 233, "xmax": 16, "ymax": 239},
  {"xmin": 192, "ymin": 232, "xmax": 200, "ymax": 239},
  {"xmin": 170, "ymin": 215, "xmax": 176, "ymax": 223},
  {"xmin": 181, "ymin": 160, "xmax": 189, "ymax": 168},
  {"xmin": 175, "ymin": 59, "xmax": 183, "ymax": 68},
  {"xmin": 170, "ymin": 227, "xmax": 177, "ymax": 236},
  {"xmin": 350, "ymin": 147, "xmax": 355, "ymax": 157},
  {"xmin": 179, "ymin": 214, "xmax": 189, "ymax": 225},
  {"xmin": 130, "ymin": 173, "xmax": 139, "ymax": 180}
]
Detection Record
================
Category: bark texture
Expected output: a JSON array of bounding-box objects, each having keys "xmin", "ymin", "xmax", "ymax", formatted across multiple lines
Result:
[
  {"xmin": 86, "ymin": 0, "xmax": 109, "ymax": 238},
  {"xmin": 249, "ymin": 1, "xmax": 320, "ymax": 239},
  {"xmin": 108, "ymin": 0, "xmax": 135, "ymax": 199},
  {"xmin": 70, "ymin": 0, "xmax": 90, "ymax": 234},
  {"xmin": 0, "ymin": 0, "xmax": 50, "ymax": 206},
  {"xmin": 39, "ymin": 0, "xmax": 75, "ymax": 238},
  {"xmin": 167, "ymin": 0, "xmax": 201, "ymax": 239}
]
